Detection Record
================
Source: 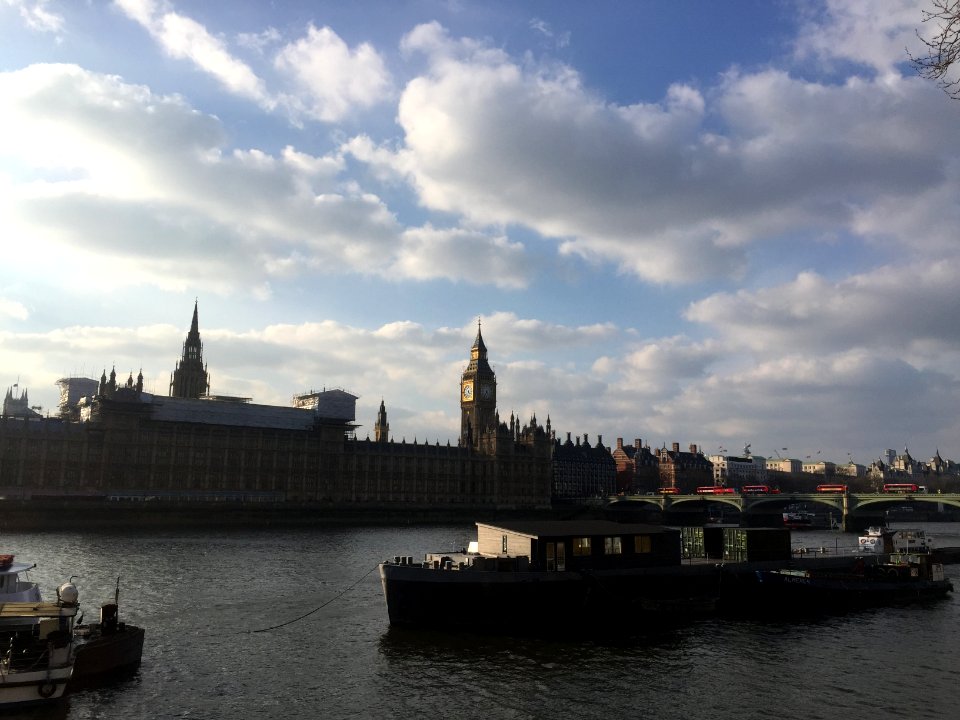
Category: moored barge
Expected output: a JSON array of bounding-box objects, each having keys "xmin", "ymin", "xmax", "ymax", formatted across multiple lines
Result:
[
  {"xmin": 380, "ymin": 520, "xmax": 720, "ymax": 635},
  {"xmin": 380, "ymin": 520, "xmax": 954, "ymax": 634}
]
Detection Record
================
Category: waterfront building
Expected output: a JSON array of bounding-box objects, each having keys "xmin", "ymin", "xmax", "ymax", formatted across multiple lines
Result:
[
  {"xmin": 766, "ymin": 457, "xmax": 801, "ymax": 474},
  {"xmin": 801, "ymin": 460, "xmax": 837, "ymax": 476},
  {"xmin": 889, "ymin": 447, "xmax": 925, "ymax": 476},
  {"xmin": 0, "ymin": 307, "xmax": 553, "ymax": 510},
  {"xmin": 611, "ymin": 438, "xmax": 659, "ymax": 493},
  {"xmin": 836, "ymin": 461, "xmax": 866, "ymax": 478},
  {"xmin": 709, "ymin": 453, "xmax": 767, "ymax": 487},
  {"xmin": 552, "ymin": 433, "xmax": 616, "ymax": 501},
  {"xmin": 929, "ymin": 450, "xmax": 960, "ymax": 477},
  {"xmin": 654, "ymin": 443, "xmax": 712, "ymax": 493}
]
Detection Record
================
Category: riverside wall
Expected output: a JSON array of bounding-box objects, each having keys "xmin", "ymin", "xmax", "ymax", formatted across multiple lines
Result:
[{"xmin": 0, "ymin": 499, "xmax": 604, "ymax": 532}]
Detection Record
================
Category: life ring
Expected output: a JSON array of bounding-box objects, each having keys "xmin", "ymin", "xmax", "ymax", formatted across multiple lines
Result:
[{"xmin": 38, "ymin": 680, "xmax": 57, "ymax": 698}]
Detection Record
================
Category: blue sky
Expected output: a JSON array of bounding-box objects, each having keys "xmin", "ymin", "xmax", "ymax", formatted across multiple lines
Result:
[{"xmin": 2, "ymin": 0, "xmax": 959, "ymax": 466}]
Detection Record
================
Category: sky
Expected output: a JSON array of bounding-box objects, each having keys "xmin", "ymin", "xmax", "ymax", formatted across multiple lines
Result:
[{"xmin": 2, "ymin": 0, "xmax": 959, "ymax": 467}]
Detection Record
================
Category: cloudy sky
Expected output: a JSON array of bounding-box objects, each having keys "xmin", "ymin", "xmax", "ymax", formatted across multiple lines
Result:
[{"xmin": 2, "ymin": 0, "xmax": 958, "ymax": 466}]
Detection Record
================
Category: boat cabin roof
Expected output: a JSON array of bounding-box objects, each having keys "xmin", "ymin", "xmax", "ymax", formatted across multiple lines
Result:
[
  {"xmin": 0, "ymin": 562, "xmax": 36, "ymax": 576},
  {"xmin": 477, "ymin": 520, "xmax": 671, "ymax": 540},
  {"xmin": 0, "ymin": 602, "xmax": 78, "ymax": 619}
]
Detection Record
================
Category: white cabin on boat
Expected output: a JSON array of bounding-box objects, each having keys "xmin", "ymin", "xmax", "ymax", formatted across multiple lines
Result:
[
  {"xmin": 858, "ymin": 527, "xmax": 932, "ymax": 554},
  {"xmin": 0, "ymin": 559, "xmax": 42, "ymax": 603}
]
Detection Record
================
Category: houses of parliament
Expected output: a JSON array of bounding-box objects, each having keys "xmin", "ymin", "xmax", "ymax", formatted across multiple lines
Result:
[{"xmin": 0, "ymin": 305, "xmax": 558, "ymax": 510}]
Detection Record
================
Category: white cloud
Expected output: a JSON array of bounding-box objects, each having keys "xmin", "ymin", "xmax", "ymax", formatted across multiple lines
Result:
[
  {"xmin": 274, "ymin": 24, "xmax": 392, "ymax": 122},
  {"xmin": 0, "ymin": 64, "xmax": 515, "ymax": 293},
  {"xmin": 114, "ymin": 0, "xmax": 271, "ymax": 107},
  {"xmin": 794, "ymin": 0, "xmax": 926, "ymax": 77},
  {"xmin": 348, "ymin": 18, "xmax": 958, "ymax": 287},
  {"xmin": 685, "ymin": 259, "xmax": 960, "ymax": 360},
  {"xmin": 0, "ymin": 298, "xmax": 29, "ymax": 321},
  {"xmin": 3, "ymin": 0, "xmax": 63, "ymax": 33},
  {"xmin": 114, "ymin": 1, "xmax": 391, "ymax": 122},
  {"xmin": 393, "ymin": 225, "xmax": 532, "ymax": 288}
]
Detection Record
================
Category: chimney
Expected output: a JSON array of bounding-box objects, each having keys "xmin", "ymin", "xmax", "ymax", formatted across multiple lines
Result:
[
  {"xmin": 689, "ymin": 444, "xmax": 697, "ymax": 454},
  {"xmin": 617, "ymin": 437, "xmax": 624, "ymax": 449},
  {"xmin": 672, "ymin": 442, "xmax": 680, "ymax": 453},
  {"xmin": 597, "ymin": 434, "xmax": 603, "ymax": 447},
  {"xmin": 635, "ymin": 438, "xmax": 642, "ymax": 450}
]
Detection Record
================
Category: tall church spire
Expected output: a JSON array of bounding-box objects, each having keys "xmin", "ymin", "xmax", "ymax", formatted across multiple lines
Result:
[{"xmin": 170, "ymin": 300, "xmax": 210, "ymax": 398}]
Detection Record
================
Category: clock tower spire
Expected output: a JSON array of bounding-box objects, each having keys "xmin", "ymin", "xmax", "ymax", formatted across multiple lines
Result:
[{"xmin": 460, "ymin": 318, "xmax": 497, "ymax": 449}]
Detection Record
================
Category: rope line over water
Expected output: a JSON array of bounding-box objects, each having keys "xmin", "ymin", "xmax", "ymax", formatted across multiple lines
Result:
[{"xmin": 248, "ymin": 562, "xmax": 381, "ymax": 633}]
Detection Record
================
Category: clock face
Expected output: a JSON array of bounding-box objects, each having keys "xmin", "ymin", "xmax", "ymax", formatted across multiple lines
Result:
[
  {"xmin": 461, "ymin": 381, "xmax": 474, "ymax": 401},
  {"xmin": 480, "ymin": 384, "xmax": 493, "ymax": 400}
]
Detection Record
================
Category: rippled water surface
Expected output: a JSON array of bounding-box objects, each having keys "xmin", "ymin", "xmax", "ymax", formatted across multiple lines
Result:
[{"xmin": 6, "ymin": 522, "xmax": 959, "ymax": 719}]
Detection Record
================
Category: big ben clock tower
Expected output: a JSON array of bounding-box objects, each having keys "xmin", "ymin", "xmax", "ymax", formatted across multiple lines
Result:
[{"xmin": 460, "ymin": 319, "xmax": 497, "ymax": 449}]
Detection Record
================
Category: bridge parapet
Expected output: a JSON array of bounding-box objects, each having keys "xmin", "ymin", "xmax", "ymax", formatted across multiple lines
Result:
[{"xmin": 608, "ymin": 492, "xmax": 960, "ymax": 528}]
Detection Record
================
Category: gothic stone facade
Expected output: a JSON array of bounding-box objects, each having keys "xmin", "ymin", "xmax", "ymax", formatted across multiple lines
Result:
[{"xmin": 0, "ymin": 314, "xmax": 552, "ymax": 509}]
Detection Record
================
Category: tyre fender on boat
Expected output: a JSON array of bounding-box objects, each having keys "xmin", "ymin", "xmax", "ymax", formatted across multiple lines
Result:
[{"xmin": 38, "ymin": 680, "xmax": 57, "ymax": 698}]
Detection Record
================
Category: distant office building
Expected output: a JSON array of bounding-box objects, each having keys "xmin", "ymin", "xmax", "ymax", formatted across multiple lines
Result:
[
  {"xmin": 611, "ymin": 438, "xmax": 659, "ymax": 493},
  {"xmin": 836, "ymin": 462, "xmax": 866, "ymax": 478},
  {"xmin": 552, "ymin": 433, "xmax": 616, "ymax": 501},
  {"xmin": 655, "ymin": 443, "xmax": 712, "ymax": 493},
  {"xmin": 709, "ymin": 453, "xmax": 767, "ymax": 486},
  {"xmin": 766, "ymin": 457, "xmax": 801, "ymax": 474},
  {"xmin": 802, "ymin": 460, "xmax": 837, "ymax": 476}
]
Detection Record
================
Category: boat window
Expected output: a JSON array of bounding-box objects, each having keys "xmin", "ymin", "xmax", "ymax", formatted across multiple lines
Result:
[
  {"xmin": 604, "ymin": 536, "xmax": 622, "ymax": 555},
  {"xmin": 502, "ymin": 535, "xmax": 508, "ymax": 554},
  {"xmin": 556, "ymin": 542, "xmax": 566, "ymax": 571},
  {"xmin": 573, "ymin": 537, "xmax": 591, "ymax": 556},
  {"xmin": 634, "ymin": 535, "xmax": 652, "ymax": 553},
  {"xmin": 546, "ymin": 543, "xmax": 556, "ymax": 571}
]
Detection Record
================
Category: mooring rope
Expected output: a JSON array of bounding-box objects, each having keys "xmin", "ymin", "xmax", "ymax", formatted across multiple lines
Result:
[{"xmin": 247, "ymin": 562, "xmax": 381, "ymax": 634}]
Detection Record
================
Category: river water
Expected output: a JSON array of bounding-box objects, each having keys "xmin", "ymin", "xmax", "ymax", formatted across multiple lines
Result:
[{"xmin": 6, "ymin": 521, "xmax": 959, "ymax": 719}]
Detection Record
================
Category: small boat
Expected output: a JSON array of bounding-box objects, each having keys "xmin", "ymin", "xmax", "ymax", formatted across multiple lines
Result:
[
  {"xmin": 0, "ymin": 555, "xmax": 42, "ymax": 604},
  {"xmin": 69, "ymin": 577, "xmax": 144, "ymax": 691},
  {"xmin": 0, "ymin": 582, "xmax": 80, "ymax": 707},
  {"xmin": 782, "ymin": 511, "xmax": 814, "ymax": 529},
  {"xmin": 858, "ymin": 527, "xmax": 933, "ymax": 554},
  {"xmin": 747, "ymin": 553, "xmax": 953, "ymax": 611}
]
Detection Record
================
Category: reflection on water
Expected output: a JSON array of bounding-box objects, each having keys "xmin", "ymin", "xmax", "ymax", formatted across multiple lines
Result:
[{"xmin": 4, "ymin": 522, "xmax": 958, "ymax": 719}]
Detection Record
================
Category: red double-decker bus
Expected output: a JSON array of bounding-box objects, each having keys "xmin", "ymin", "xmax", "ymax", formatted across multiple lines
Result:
[
  {"xmin": 882, "ymin": 483, "xmax": 919, "ymax": 493},
  {"xmin": 696, "ymin": 486, "xmax": 736, "ymax": 495},
  {"xmin": 816, "ymin": 484, "xmax": 848, "ymax": 494},
  {"xmin": 741, "ymin": 485, "xmax": 780, "ymax": 494}
]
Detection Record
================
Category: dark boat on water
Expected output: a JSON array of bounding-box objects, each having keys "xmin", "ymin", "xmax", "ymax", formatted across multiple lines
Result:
[
  {"xmin": 380, "ymin": 521, "xmax": 955, "ymax": 634},
  {"xmin": 379, "ymin": 520, "xmax": 721, "ymax": 636},
  {"xmin": 729, "ymin": 552, "xmax": 954, "ymax": 613},
  {"xmin": 69, "ymin": 579, "xmax": 145, "ymax": 692}
]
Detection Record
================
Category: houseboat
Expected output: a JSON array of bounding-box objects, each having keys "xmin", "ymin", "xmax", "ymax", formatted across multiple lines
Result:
[
  {"xmin": 381, "ymin": 520, "xmax": 955, "ymax": 634},
  {"xmin": 379, "ymin": 520, "xmax": 721, "ymax": 635}
]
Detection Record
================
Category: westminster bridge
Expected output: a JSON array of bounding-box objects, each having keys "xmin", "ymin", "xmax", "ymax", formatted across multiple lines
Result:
[{"xmin": 607, "ymin": 492, "xmax": 960, "ymax": 531}]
